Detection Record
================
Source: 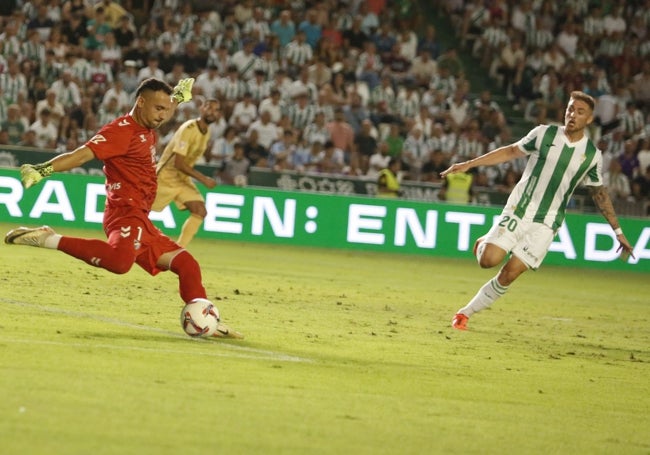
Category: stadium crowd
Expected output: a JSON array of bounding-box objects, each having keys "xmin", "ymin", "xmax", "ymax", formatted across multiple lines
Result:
[{"xmin": 0, "ymin": 0, "xmax": 648, "ymax": 213}]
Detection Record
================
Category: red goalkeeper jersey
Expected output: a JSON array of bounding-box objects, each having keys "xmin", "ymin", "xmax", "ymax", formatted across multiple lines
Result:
[{"xmin": 85, "ymin": 113, "xmax": 158, "ymax": 211}]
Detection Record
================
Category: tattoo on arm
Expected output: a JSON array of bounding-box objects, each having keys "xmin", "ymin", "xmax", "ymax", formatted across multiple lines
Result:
[{"xmin": 589, "ymin": 186, "xmax": 620, "ymax": 228}]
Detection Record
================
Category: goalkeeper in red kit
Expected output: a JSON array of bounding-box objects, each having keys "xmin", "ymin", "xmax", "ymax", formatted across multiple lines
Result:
[{"xmin": 5, "ymin": 78, "xmax": 242, "ymax": 338}]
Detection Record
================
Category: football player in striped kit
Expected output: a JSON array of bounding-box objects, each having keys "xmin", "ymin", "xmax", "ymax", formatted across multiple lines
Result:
[{"xmin": 442, "ymin": 91, "xmax": 635, "ymax": 330}]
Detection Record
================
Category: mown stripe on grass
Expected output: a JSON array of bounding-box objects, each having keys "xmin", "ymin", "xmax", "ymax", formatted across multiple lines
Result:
[{"xmin": 0, "ymin": 297, "xmax": 312, "ymax": 363}]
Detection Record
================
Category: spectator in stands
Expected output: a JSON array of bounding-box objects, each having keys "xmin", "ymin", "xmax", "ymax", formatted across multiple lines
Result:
[
  {"xmin": 411, "ymin": 49, "xmax": 438, "ymax": 90},
  {"xmin": 113, "ymin": 14, "xmax": 136, "ymax": 49},
  {"xmin": 247, "ymin": 109, "xmax": 280, "ymax": 151},
  {"xmin": 620, "ymin": 101, "xmax": 645, "ymax": 140},
  {"xmin": 137, "ymin": 55, "xmax": 164, "ymax": 83},
  {"xmin": 175, "ymin": 39, "xmax": 208, "ymax": 76},
  {"xmin": 299, "ymin": 10, "xmax": 322, "ymax": 50},
  {"xmin": 69, "ymin": 95, "xmax": 95, "ymax": 135},
  {"xmin": 85, "ymin": 7, "xmax": 113, "ymax": 48},
  {"xmin": 630, "ymin": 61, "xmax": 650, "ymax": 110},
  {"xmin": 231, "ymin": 38, "xmax": 259, "ymax": 81},
  {"xmin": 303, "ymin": 110, "xmax": 331, "ymax": 146},
  {"xmin": 437, "ymin": 47, "xmax": 463, "ymax": 78},
  {"xmin": 327, "ymin": 107, "xmax": 355, "ymax": 166},
  {"xmin": 367, "ymin": 141, "xmax": 391, "ymax": 179},
  {"xmin": 50, "ymin": 69, "xmax": 81, "ymax": 112},
  {"xmin": 61, "ymin": 11, "xmax": 88, "ymax": 47},
  {"xmin": 209, "ymin": 125, "xmax": 238, "ymax": 167},
  {"xmin": 219, "ymin": 142, "xmax": 250, "ymax": 186},
  {"xmin": 86, "ymin": 48, "xmax": 114, "ymax": 92},
  {"xmin": 97, "ymin": 96, "xmax": 121, "ymax": 125},
  {"xmin": 194, "ymin": 64, "xmax": 221, "ymax": 100},
  {"xmin": 292, "ymin": 132, "xmax": 312, "ymax": 171},
  {"xmin": 219, "ymin": 65, "xmax": 248, "ymax": 118},
  {"xmin": 285, "ymin": 91, "xmax": 316, "ymax": 131},
  {"xmin": 603, "ymin": 5, "xmax": 626, "ymax": 37},
  {"xmin": 0, "ymin": 57, "xmax": 28, "ymax": 105},
  {"xmin": 373, "ymin": 22, "xmax": 396, "ymax": 59},
  {"xmin": 510, "ymin": 0, "xmax": 535, "ymax": 36},
  {"xmin": 417, "ymin": 25, "xmax": 441, "ymax": 60},
  {"xmin": 319, "ymin": 140, "xmax": 346, "ymax": 174},
  {"xmin": 96, "ymin": 0, "xmax": 128, "ymax": 29},
  {"xmin": 19, "ymin": 129, "xmax": 38, "ymax": 148},
  {"xmin": 1, "ymin": 104, "xmax": 25, "ymax": 145},
  {"xmin": 271, "ymin": 10, "xmax": 295, "ymax": 48},
  {"xmin": 343, "ymin": 16, "xmax": 368, "ymax": 51},
  {"xmin": 28, "ymin": 3, "xmax": 55, "ymax": 42},
  {"xmin": 632, "ymin": 164, "xmax": 650, "ymax": 202},
  {"xmin": 605, "ymin": 159, "xmax": 632, "ymax": 202},
  {"xmin": 269, "ymin": 128, "xmax": 296, "ymax": 171},
  {"xmin": 258, "ymin": 88, "xmax": 285, "ymax": 124},
  {"xmin": 401, "ymin": 124, "xmax": 430, "ymax": 181},
  {"xmin": 456, "ymin": 119, "xmax": 487, "ymax": 163},
  {"xmin": 36, "ymin": 89, "xmax": 65, "ymax": 129},
  {"xmin": 497, "ymin": 38, "xmax": 525, "ymax": 98},
  {"xmin": 29, "ymin": 108, "xmax": 58, "ymax": 149},
  {"xmin": 307, "ymin": 59, "xmax": 333, "ymax": 90},
  {"xmin": 242, "ymin": 7, "xmax": 271, "ymax": 45},
  {"xmin": 290, "ymin": 66, "xmax": 319, "ymax": 104},
  {"xmin": 354, "ymin": 118, "xmax": 378, "ymax": 174},
  {"xmin": 165, "ymin": 62, "xmax": 189, "ymax": 87},
  {"xmin": 243, "ymin": 129, "xmax": 269, "ymax": 168},
  {"xmin": 556, "ymin": 21, "xmax": 579, "ymax": 59},
  {"xmin": 228, "ymin": 92, "xmax": 257, "ymax": 133},
  {"xmin": 420, "ymin": 149, "xmax": 448, "ymax": 183},
  {"xmin": 444, "ymin": 88, "xmax": 471, "ymax": 134},
  {"xmin": 382, "ymin": 43, "xmax": 412, "ymax": 88},
  {"xmin": 285, "ymin": 31, "xmax": 313, "ymax": 77},
  {"xmin": 156, "ymin": 40, "xmax": 177, "ymax": 75},
  {"xmin": 618, "ymin": 141, "xmax": 640, "ymax": 181},
  {"xmin": 384, "ymin": 122, "xmax": 405, "ymax": 159}
]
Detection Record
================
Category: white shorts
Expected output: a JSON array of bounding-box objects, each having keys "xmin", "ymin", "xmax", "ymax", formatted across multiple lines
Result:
[{"xmin": 483, "ymin": 212, "xmax": 555, "ymax": 270}]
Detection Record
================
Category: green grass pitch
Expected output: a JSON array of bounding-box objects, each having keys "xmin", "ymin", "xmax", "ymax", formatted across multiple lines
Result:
[{"xmin": 1, "ymin": 223, "xmax": 648, "ymax": 454}]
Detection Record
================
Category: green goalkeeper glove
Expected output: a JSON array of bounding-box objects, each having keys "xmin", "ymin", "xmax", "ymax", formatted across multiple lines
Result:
[
  {"xmin": 20, "ymin": 163, "xmax": 54, "ymax": 189},
  {"xmin": 171, "ymin": 78, "xmax": 194, "ymax": 104}
]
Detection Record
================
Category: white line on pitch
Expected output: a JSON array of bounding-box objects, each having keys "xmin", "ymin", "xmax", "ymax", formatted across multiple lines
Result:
[
  {"xmin": 0, "ymin": 297, "xmax": 312, "ymax": 363},
  {"xmin": 1, "ymin": 337, "xmax": 306, "ymax": 362}
]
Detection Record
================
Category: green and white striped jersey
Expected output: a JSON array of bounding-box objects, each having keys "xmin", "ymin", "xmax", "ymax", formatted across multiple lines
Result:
[{"xmin": 509, "ymin": 124, "xmax": 603, "ymax": 230}]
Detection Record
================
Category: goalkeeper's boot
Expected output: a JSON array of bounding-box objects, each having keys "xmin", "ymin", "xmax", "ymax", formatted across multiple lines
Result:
[
  {"xmin": 213, "ymin": 321, "xmax": 244, "ymax": 339},
  {"xmin": 451, "ymin": 313, "xmax": 469, "ymax": 331},
  {"xmin": 5, "ymin": 226, "xmax": 56, "ymax": 247}
]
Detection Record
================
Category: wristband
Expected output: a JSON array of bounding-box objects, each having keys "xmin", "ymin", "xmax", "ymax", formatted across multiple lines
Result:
[
  {"xmin": 34, "ymin": 163, "xmax": 54, "ymax": 177},
  {"xmin": 614, "ymin": 227, "xmax": 623, "ymax": 236}
]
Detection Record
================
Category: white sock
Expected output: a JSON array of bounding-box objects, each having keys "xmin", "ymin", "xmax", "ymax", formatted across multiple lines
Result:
[
  {"xmin": 459, "ymin": 276, "xmax": 509, "ymax": 317},
  {"xmin": 476, "ymin": 240, "xmax": 486, "ymax": 265},
  {"xmin": 43, "ymin": 234, "xmax": 62, "ymax": 249}
]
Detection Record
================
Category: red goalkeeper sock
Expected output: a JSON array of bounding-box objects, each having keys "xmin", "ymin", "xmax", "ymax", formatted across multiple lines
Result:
[
  {"xmin": 168, "ymin": 250, "xmax": 207, "ymax": 303},
  {"xmin": 58, "ymin": 236, "xmax": 135, "ymax": 274}
]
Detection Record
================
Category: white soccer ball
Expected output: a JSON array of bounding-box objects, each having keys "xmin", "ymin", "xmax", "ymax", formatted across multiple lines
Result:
[{"xmin": 180, "ymin": 299, "xmax": 220, "ymax": 337}]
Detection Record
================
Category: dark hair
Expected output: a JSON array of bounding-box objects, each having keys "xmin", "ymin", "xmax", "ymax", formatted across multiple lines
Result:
[
  {"xmin": 570, "ymin": 91, "xmax": 595, "ymax": 111},
  {"xmin": 135, "ymin": 78, "xmax": 172, "ymax": 98}
]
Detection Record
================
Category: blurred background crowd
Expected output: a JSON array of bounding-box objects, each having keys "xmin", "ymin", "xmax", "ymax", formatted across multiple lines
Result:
[{"xmin": 0, "ymin": 0, "xmax": 648, "ymax": 213}]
